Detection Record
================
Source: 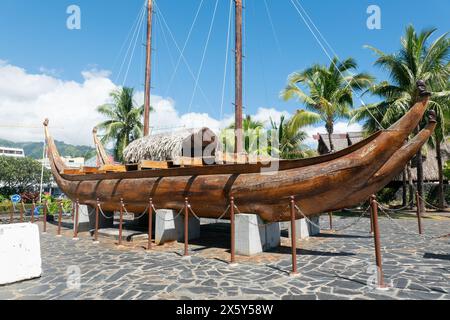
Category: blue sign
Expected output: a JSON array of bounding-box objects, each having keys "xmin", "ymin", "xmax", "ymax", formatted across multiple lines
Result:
[{"xmin": 11, "ymin": 194, "xmax": 21, "ymax": 203}]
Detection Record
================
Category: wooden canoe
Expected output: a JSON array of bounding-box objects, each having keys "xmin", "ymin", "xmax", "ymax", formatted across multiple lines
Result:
[
  {"xmin": 333, "ymin": 112, "xmax": 436, "ymax": 210},
  {"xmin": 44, "ymin": 98, "xmax": 430, "ymax": 222}
]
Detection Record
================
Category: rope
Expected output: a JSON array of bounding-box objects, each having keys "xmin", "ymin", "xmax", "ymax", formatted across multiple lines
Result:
[
  {"xmin": 164, "ymin": 0, "xmax": 205, "ymax": 96},
  {"xmin": 187, "ymin": 0, "xmax": 219, "ymax": 115},
  {"xmin": 289, "ymin": 0, "xmax": 385, "ymax": 130},
  {"xmin": 154, "ymin": 0, "xmax": 212, "ymax": 108},
  {"xmin": 219, "ymin": 0, "xmax": 233, "ymax": 120}
]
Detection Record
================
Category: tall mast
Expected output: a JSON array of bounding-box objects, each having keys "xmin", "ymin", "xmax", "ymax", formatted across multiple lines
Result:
[
  {"xmin": 234, "ymin": 0, "xmax": 243, "ymax": 154},
  {"xmin": 143, "ymin": 0, "xmax": 153, "ymax": 137}
]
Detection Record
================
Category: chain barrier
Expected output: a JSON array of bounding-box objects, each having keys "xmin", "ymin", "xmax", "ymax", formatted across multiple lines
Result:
[
  {"xmin": 378, "ymin": 205, "xmax": 448, "ymax": 240},
  {"xmin": 417, "ymin": 194, "xmax": 450, "ymax": 212},
  {"xmin": 378, "ymin": 200, "xmax": 414, "ymax": 212},
  {"xmin": 121, "ymin": 202, "xmax": 150, "ymax": 220},
  {"xmin": 152, "ymin": 204, "xmax": 184, "ymax": 222},
  {"xmin": 97, "ymin": 203, "xmax": 114, "ymax": 220}
]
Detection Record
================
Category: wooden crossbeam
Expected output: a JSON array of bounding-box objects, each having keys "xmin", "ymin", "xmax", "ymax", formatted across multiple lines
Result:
[
  {"xmin": 138, "ymin": 160, "xmax": 173, "ymax": 170},
  {"xmin": 62, "ymin": 169, "xmax": 85, "ymax": 175},
  {"xmin": 99, "ymin": 164, "xmax": 127, "ymax": 173},
  {"xmin": 174, "ymin": 157, "xmax": 204, "ymax": 167}
]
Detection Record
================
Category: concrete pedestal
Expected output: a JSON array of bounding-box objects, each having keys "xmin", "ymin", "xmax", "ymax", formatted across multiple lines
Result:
[
  {"xmin": 235, "ymin": 214, "xmax": 280, "ymax": 256},
  {"xmin": 155, "ymin": 209, "xmax": 200, "ymax": 245},
  {"xmin": 74, "ymin": 205, "xmax": 91, "ymax": 233},
  {"xmin": 282, "ymin": 216, "xmax": 321, "ymax": 240},
  {"xmin": 0, "ymin": 223, "xmax": 42, "ymax": 285},
  {"xmin": 88, "ymin": 206, "xmax": 114, "ymax": 232}
]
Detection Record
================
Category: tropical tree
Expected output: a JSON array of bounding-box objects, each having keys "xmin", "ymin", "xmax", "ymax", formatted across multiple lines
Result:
[
  {"xmin": 269, "ymin": 111, "xmax": 318, "ymax": 159},
  {"xmin": 427, "ymin": 79, "xmax": 450, "ymax": 208},
  {"xmin": 352, "ymin": 25, "xmax": 450, "ymax": 208},
  {"xmin": 281, "ymin": 57, "xmax": 374, "ymax": 153},
  {"xmin": 96, "ymin": 87, "xmax": 148, "ymax": 162},
  {"xmin": 223, "ymin": 115, "xmax": 265, "ymax": 154}
]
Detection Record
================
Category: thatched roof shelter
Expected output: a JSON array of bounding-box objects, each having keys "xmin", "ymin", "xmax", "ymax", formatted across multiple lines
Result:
[
  {"xmin": 123, "ymin": 127, "xmax": 218, "ymax": 164},
  {"xmin": 393, "ymin": 143, "xmax": 450, "ymax": 182},
  {"xmin": 313, "ymin": 132, "xmax": 365, "ymax": 155}
]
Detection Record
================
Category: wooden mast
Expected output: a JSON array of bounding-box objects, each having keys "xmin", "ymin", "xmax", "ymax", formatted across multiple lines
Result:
[
  {"xmin": 144, "ymin": 0, "xmax": 153, "ymax": 136},
  {"xmin": 234, "ymin": 0, "xmax": 243, "ymax": 154}
]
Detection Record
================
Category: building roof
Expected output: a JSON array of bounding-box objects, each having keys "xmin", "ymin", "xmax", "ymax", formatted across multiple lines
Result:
[
  {"xmin": 123, "ymin": 127, "xmax": 218, "ymax": 163},
  {"xmin": 313, "ymin": 132, "xmax": 365, "ymax": 154},
  {"xmin": 393, "ymin": 143, "xmax": 450, "ymax": 182}
]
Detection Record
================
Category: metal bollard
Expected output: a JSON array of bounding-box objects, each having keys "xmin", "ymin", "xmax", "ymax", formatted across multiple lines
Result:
[
  {"xmin": 20, "ymin": 201, "xmax": 24, "ymax": 223},
  {"xmin": 9, "ymin": 203, "xmax": 13, "ymax": 224},
  {"xmin": 31, "ymin": 201, "xmax": 36, "ymax": 223},
  {"xmin": 415, "ymin": 191, "xmax": 423, "ymax": 235},
  {"xmin": 230, "ymin": 196, "xmax": 236, "ymax": 265},
  {"xmin": 57, "ymin": 201, "xmax": 63, "ymax": 236},
  {"xmin": 73, "ymin": 199, "xmax": 79, "ymax": 240},
  {"xmin": 290, "ymin": 196, "xmax": 298, "ymax": 276},
  {"xmin": 184, "ymin": 197, "xmax": 189, "ymax": 257},
  {"xmin": 370, "ymin": 195, "xmax": 386, "ymax": 289},
  {"xmin": 94, "ymin": 199, "xmax": 100, "ymax": 243},
  {"xmin": 43, "ymin": 201, "xmax": 47, "ymax": 233},
  {"xmin": 118, "ymin": 199, "xmax": 124, "ymax": 246},
  {"xmin": 329, "ymin": 212, "xmax": 333, "ymax": 230},
  {"xmin": 148, "ymin": 198, "xmax": 153, "ymax": 250}
]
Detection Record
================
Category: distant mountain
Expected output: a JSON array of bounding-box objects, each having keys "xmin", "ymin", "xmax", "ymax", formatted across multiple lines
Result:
[{"xmin": 0, "ymin": 138, "xmax": 97, "ymax": 160}]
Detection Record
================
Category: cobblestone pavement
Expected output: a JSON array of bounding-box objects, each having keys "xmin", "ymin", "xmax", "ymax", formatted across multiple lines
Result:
[{"xmin": 0, "ymin": 214, "xmax": 448, "ymax": 300}]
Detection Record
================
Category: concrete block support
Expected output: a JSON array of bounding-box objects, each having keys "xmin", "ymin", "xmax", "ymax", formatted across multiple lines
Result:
[
  {"xmin": 74, "ymin": 205, "xmax": 91, "ymax": 233},
  {"xmin": 285, "ymin": 216, "xmax": 321, "ymax": 240},
  {"xmin": 155, "ymin": 209, "xmax": 200, "ymax": 245},
  {"xmin": 235, "ymin": 214, "xmax": 280, "ymax": 256},
  {"xmin": 0, "ymin": 223, "xmax": 42, "ymax": 285}
]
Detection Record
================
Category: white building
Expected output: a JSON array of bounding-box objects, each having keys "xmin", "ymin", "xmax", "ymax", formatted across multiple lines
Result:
[
  {"xmin": 40, "ymin": 156, "xmax": 85, "ymax": 170},
  {"xmin": 0, "ymin": 147, "xmax": 25, "ymax": 158}
]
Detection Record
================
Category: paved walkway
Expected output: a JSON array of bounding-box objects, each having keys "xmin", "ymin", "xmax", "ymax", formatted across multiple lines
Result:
[{"xmin": 0, "ymin": 215, "xmax": 448, "ymax": 300}]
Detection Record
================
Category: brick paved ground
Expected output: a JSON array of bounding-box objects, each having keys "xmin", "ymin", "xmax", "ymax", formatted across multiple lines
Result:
[{"xmin": 0, "ymin": 213, "xmax": 448, "ymax": 300}]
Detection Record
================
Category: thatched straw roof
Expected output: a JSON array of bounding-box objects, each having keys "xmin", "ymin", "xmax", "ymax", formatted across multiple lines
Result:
[
  {"xmin": 393, "ymin": 142, "xmax": 450, "ymax": 182},
  {"xmin": 313, "ymin": 132, "xmax": 365, "ymax": 154},
  {"xmin": 123, "ymin": 127, "xmax": 218, "ymax": 163}
]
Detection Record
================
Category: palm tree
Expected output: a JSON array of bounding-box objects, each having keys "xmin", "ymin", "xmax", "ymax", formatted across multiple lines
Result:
[
  {"xmin": 224, "ymin": 115, "xmax": 264, "ymax": 154},
  {"xmin": 281, "ymin": 57, "xmax": 374, "ymax": 153},
  {"xmin": 352, "ymin": 25, "xmax": 450, "ymax": 209},
  {"xmin": 269, "ymin": 111, "xmax": 318, "ymax": 159},
  {"xmin": 427, "ymin": 80, "xmax": 450, "ymax": 208},
  {"xmin": 96, "ymin": 87, "xmax": 148, "ymax": 162}
]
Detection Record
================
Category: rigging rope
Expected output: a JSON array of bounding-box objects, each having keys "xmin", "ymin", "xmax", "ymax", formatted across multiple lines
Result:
[
  {"xmin": 154, "ymin": 0, "xmax": 212, "ymax": 109},
  {"xmin": 113, "ymin": 1, "xmax": 147, "ymax": 84},
  {"xmin": 187, "ymin": 0, "xmax": 220, "ymax": 116},
  {"xmin": 115, "ymin": 3, "xmax": 147, "ymax": 85},
  {"xmin": 289, "ymin": 0, "xmax": 385, "ymax": 130},
  {"xmin": 263, "ymin": 0, "xmax": 282, "ymax": 58},
  {"xmin": 165, "ymin": 0, "xmax": 206, "ymax": 96},
  {"xmin": 220, "ymin": 0, "xmax": 233, "ymax": 120},
  {"xmin": 122, "ymin": 5, "xmax": 147, "ymax": 87}
]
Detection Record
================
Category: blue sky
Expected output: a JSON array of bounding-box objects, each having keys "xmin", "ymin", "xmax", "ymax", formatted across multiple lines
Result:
[{"xmin": 0, "ymin": 0, "xmax": 449, "ymax": 145}]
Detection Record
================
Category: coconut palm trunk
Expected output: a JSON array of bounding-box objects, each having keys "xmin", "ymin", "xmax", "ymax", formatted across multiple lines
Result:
[
  {"xmin": 436, "ymin": 138, "xmax": 446, "ymax": 209},
  {"xmin": 402, "ymin": 169, "xmax": 408, "ymax": 207}
]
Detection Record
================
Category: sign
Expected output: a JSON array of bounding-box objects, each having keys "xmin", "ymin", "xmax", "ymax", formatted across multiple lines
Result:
[{"xmin": 11, "ymin": 194, "xmax": 21, "ymax": 203}]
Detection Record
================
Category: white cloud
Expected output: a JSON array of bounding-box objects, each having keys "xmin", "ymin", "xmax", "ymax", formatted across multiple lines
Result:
[{"xmin": 0, "ymin": 60, "xmax": 363, "ymax": 151}]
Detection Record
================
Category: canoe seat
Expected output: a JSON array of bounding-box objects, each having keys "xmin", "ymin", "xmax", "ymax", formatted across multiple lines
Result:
[{"xmin": 99, "ymin": 164, "xmax": 127, "ymax": 173}]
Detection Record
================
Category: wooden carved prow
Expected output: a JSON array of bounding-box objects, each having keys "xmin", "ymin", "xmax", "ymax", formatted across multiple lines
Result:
[{"xmin": 93, "ymin": 127, "xmax": 112, "ymax": 166}]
